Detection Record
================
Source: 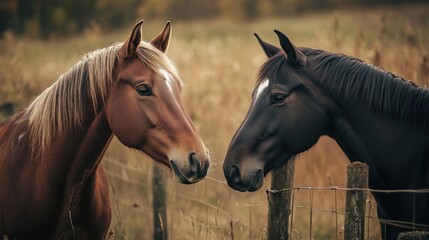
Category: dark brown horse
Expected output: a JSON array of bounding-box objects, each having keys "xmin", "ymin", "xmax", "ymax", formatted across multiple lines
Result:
[
  {"xmin": 223, "ymin": 30, "xmax": 429, "ymax": 239},
  {"xmin": 0, "ymin": 21, "xmax": 210, "ymax": 239}
]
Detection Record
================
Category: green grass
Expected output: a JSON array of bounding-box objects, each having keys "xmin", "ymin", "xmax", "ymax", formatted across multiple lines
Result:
[{"xmin": 1, "ymin": 3, "xmax": 428, "ymax": 239}]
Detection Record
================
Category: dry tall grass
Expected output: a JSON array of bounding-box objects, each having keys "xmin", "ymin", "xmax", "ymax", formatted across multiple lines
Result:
[{"xmin": 1, "ymin": 4, "xmax": 428, "ymax": 240}]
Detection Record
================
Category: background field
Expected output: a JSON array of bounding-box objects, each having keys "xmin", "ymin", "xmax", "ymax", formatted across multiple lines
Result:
[{"xmin": 1, "ymin": 3, "xmax": 428, "ymax": 240}]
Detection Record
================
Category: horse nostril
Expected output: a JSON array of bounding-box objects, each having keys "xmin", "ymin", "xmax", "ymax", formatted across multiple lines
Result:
[
  {"xmin": 230, "ymin": 165, "xmax": 241, "ymax": 184},
  {"xmin": 189, "ymin": 153, "xmax": 201, "ymax": 174}
]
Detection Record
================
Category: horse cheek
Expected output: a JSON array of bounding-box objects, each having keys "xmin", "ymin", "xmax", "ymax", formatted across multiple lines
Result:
[
  {"xmin": 105, "ymin": 95, "xmax": 144, "ymax": 148},
  {"xmin": 282, "ymin": 103, "xmax": 324, "ymax": 152}
]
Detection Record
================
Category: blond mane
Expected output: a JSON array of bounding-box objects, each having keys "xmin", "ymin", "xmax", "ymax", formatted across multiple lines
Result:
[{"xmin": 27, "ymin": 41, "xmax": 179, "ymax": 154}]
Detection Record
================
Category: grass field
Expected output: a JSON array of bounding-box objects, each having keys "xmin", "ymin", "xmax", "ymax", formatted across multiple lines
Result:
[{"xmin": 1, "ymin": 3, "xmax": 428, "ymax": 239}]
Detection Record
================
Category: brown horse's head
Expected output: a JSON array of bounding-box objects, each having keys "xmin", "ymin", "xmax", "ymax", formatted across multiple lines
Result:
[{"xmin": 106, "ymin": 21, "xmax": 210, "ymax": 184}]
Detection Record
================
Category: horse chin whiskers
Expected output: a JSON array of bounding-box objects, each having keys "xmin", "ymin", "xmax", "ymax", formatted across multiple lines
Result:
[
  {"xmin": 170, "ymin": 160, "xmax": 207, "ymax": 184},
  {"xmin": 247, "ymin": 169, "xmax": 264, "ymax": 192},
  {"xmin": 170, "ymin": 160, "xmax": 192, "ymax": 184}
]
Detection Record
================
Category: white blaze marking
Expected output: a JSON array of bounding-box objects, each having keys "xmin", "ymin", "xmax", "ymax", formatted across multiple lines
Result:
[
  {"xmin": 159, "ymin": 68, "xmax": 174, "ymax": 94},
  {"xmin": 255, "ymin": 79, "xmax": 269, "ymax": 100}
]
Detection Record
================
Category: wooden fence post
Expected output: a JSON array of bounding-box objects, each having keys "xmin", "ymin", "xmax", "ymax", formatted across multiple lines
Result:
[
  {"xmin": 267, "ymin": 155, "xmax": 296, "ymax": 240},
  {"xmin": 344, "ymin": 162, "xmax": 369, "ymax": 240},
  {"xmin": 152, "ymin": 164, "xmax": 168, "ymax": 240}
]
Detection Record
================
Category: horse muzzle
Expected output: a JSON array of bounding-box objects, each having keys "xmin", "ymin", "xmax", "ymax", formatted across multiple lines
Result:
[
  {"xmin": 224, "ymin": 164, "xmax": 264, "ymax": 192},
  {"xmin": 170, "ymin": 152, "xmax": 210, "ymax": 184}
]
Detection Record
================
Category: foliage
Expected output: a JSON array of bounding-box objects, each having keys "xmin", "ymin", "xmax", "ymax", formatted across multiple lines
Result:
[{"xmin": 0, "ymin": 0, "xmax": 427, "ymax": 37}]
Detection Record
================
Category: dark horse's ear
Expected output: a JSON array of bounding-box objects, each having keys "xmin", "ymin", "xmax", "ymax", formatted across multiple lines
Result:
[
  {"xmin": 274, "ymin": 30, "xmax": 306, "ymax": 66},
  {"xmin": 121, "ymin": 20, "xmax": 144, "ymax": 59},
  {"xmin": 150, "ymin": 21, "xmax": 172, "ymax": 53},
  {"xmin": 254, "ymin": 33, "xmax": 280, "ymax": 58}
]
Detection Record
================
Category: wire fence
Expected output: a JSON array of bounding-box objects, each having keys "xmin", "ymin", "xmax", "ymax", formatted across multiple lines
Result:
[
  {"xmin": 267, "ymin": 186, "xmax": 429, "ymax": 239},
  {"xmin": 103, "ymin": 157, "xmax": 429, "ymax": 239}
]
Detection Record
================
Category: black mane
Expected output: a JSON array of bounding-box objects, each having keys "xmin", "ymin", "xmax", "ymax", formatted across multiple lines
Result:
[{"xmin": 257, "ymin": 48, "xmax": 429, "ymax": 128}]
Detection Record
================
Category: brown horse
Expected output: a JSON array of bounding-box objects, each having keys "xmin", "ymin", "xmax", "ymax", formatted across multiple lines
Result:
[{"xmin": 0, "ymin": 21, "xmax": 210, "ymax": 239}]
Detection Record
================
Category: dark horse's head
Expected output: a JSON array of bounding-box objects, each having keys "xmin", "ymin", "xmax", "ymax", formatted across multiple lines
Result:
[{"xmin": 223, "ymin": 31, "xmax": 332, "ymax": 192}]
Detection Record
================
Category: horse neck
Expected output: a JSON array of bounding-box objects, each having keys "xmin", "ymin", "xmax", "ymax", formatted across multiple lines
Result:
[
  {"xmin": 28, "ymin": 110, "xmax": 111, "ymax": 235},
  {"xmin": 328, "ymin": 100, "xmax": 379, "ymax": 159},
  {"xmin": 0, "ymin": 108, "xmax": 112, "ymax": 220},
  {"xmin": 44, "ymin": 109, "xmax": 113, "ymax": 186},
  {"xmin": 31, "ymin": 109, "xmax": 113, "ymax": 236},
  {"xmin": 67, "ymin": 110, "xmax": 112, "ymax": 181},
  {"xmin": 327, "ymin": 97, "xmax": 429, "ymax": 187},
  {"xmin": 303, "ymin": 49, "xmax": 429, "ymax": 187}
]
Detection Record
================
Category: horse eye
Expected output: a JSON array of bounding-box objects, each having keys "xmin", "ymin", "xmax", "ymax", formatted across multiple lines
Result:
[
  {"xmin": 136, "ymin": 85, "xmax": 152, "ymax": 96},
  {"xmin": 272, "ymin": 93, "xmax": 288, "ymax": 104}
]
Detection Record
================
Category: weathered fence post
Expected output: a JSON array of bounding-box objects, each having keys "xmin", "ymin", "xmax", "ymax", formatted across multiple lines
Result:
[
  {"xmin": 267, "ymin": 155, "xmax": 296, "ymax": 240},
  {"xmin": 152, "ymin": 164, "xmax": 168, "ymax": 240},
  {"xmin": 344, "ymin": 162, "xmax": 369, "ymax": 240}
]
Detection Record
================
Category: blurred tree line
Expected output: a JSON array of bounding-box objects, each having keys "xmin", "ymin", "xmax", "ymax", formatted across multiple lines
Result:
[{"xmin": 0, "ymin": 0, "xmax": 425, "ymax": 38}]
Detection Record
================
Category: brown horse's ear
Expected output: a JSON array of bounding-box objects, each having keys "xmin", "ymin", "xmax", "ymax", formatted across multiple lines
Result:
[
  {"xmin": 150, "ymin": 21, "xmax": 171, "ymax": 53},
  {"xmin": 254, "ymin": 33, "xmax": 280, "ymax": 58},
  {"xmin": 121, "ymin": 20, "xmax": 144, "ymax": 59},
  {"xmin": 274, "ymin": 30, "xmax": 306, "ymax": 66}
]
